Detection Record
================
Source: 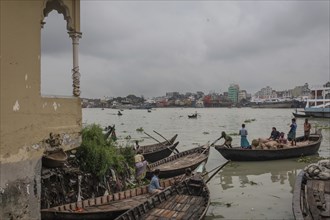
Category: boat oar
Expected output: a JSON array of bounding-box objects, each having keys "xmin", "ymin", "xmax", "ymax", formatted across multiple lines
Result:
[
  {"xmin": 144, "ymin": 132, "xmax": 178, "ymax": 154},
  {"xmin": 153, "ymin": 130, "xmax": 180, "ymax": 153},
  {"xmin": 202, "ymin": 161, "xmax": 229, "ymax": 177},
  {"xmin": 210, "ymin": 136, "xmax": 222, "ymax": 147},
  {"xmin": 205, "ymin": 160, "xmax": 230, "ymax": 184}
]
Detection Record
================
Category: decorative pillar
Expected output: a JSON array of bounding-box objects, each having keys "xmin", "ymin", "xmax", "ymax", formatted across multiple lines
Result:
[{"xmin": 69, "ymin": 31, "xmax": 82, "ymax": 97}]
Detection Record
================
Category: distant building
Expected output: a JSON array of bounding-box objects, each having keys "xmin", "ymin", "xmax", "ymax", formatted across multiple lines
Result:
[
  {"xmin": 238, "ymin": 90, "xmax": 247, "ymax": 102},
  {"xmin": 228, "ymin": 84, "xmax": 240, "ymax": 103},
  {"xmin": 166, "ymin": 92, "xmax": 180, "ymax": 99},
  {"xmin": 292, "ymin": 83, "xmax": 310, "ymax": 97},
  {"xmin": 255, "ymin": 86, "xmax": 276, "ymax": 99}
]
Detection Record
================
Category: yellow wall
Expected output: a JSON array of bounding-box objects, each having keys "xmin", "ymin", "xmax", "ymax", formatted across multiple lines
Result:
[
  {"xmin": 1, "ymin": 0, "xmax": 81, "ymax": 162},
  {"xmin": 0, "ymin": 1, "xmax": 81, "ymax": 218}
]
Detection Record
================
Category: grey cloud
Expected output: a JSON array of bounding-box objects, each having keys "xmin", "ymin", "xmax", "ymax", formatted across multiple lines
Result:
[{"xmin": 41, "ymin": 1, "xmax": 329, "ymax": 98}]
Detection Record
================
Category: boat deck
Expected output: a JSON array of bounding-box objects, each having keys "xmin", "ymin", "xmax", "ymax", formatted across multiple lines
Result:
[
  {"xmin": 81, "ymin": 194, "xmax": 152, "ymax": 212},
  {"xmin": 143, "ymin": 194, "xmax": 205, "ymax": 220},
  {"xmin": 304, "ymin": 179, "xmax": 330, "ymax": 220},
  {"xmin": 155, "ymin": 152, "xmax": 204, "ymax": 171}
]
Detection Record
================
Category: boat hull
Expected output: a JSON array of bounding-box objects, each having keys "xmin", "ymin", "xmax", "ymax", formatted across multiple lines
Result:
[
  {"xmin": 141, "ymin": 134, "xmax": 178, "ymax": 163},
  {"xmin": 304, "ymin": 107, "xmax": 330, "ymax": 118},
  {"xmin": 41, "ymin": 176, "xmax": 181, "ymax": 220},
  {"xmin": 146, "ymin": 145, "xmax": 210, "ymax": 179},
  {"xmin": 292, "ymin": 171, "xmax": 330, "ymax": 220},
  {"xmin": 215, "ymin": 134, "xmax": 322, "ymax": 161},
  {"xmin": 143, "ymin": 142, "xmax": 179, "ymax": 163},
  {"xmin": 115, "ymin": 175, "xmax": 210, "ymax": 220}
]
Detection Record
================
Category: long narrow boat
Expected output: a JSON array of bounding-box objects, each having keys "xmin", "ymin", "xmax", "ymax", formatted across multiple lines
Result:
[
  {"xmin": 41, "ymin": 176, "xmax": 183, "ymax": 220},
  {"xmin": 115, "ymin": 174, "xmax": 210, "ymax": 220},
  {"xmin": 141, "ymin": 134, "xmax": 179, "ymax": 163},
  {"xmin": 146, "ymin": 144, "xmax": 210, "ymax": 179},
  {"xmin": 214, "ymin": 133, "xmax": 322, "ymax": 161},
  {"xmin": 292, "ymin": 170, "xmax": 330, "ymax": 219}
]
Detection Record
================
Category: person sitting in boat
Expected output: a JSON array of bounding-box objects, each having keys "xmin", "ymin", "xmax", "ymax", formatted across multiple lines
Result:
[
  {"xmin": 219, "ymin": 131, "xmax": 232, "ymax": 148},
  {"xmin": 278, "ymin": 132, "xmax": 287, "ymax": 144},
  {"xmin": 288, "ymin": 118, "xmax": 297, "ymax": 146},
  {"xmin": 134, "ymin": 149, "xmax": 148, "ymax": 185},
  {"xmin": 268, "ymin": 127, "xmax": 280, "ymax": 141},
  {"xmin": 239, "ymin": 124, "xmax": 251, "ymax": 149},
  {"xmin": 148, "ymin": 169, "xmax": 164, "ymax": 194},
  {"xmin": 304, "ymin": 119, "xmax": 311, "ymax": 141}
]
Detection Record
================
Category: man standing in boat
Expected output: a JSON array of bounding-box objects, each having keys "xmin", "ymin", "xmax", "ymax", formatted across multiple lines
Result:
[
  {"xmin": 288, "ymin": 118, "xmax": 297, "ymax": 146},
  {"xmin": 239, "ymin": 124, "xmax": 250, "ymax": 149},
  {"xmin": 304, "ymin": 119, "xmax": 311, "ymax": 141}
]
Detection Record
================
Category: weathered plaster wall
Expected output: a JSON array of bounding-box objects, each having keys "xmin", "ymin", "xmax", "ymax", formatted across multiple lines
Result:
[{"xmin": 0, "ymin": 1, "xmax": 81, "ymax": 219}]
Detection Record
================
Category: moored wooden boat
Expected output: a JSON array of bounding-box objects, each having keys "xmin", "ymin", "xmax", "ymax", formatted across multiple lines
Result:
[
  {"xmin": 41, "ymin": 176, "xmax": 182, "ymax": 220},
  {"xmin": 215, "ymin": 133, "xmax": 322, "ymax": 161},
  {"xmin": 42, "ymin": 148, "xmax": 68, "ymax": 168},
  {"xmin": 293, "ymin": 112, "xmax": 311, "ymax": 118},
  {"xmin": 114, "ymin": 174, "xmax": 210, "ymax": 220},
  {"xmin": 141, "ymin": 134, "xmax": 179, "ymax": 163},
  {"xmin": 292, "ymin": 170, "xmax": 330, "ymax": 219},
  {"xmin": 146, "ymin": 144, "xmax": 210, "ymax": 179}
]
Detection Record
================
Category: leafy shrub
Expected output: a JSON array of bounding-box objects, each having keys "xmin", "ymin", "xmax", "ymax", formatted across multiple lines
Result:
[{"xmin": 77, "ymin": 124, "xmax": 134, "ymax": 178}]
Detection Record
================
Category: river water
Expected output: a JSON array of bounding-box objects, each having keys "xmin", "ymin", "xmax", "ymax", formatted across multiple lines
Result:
[{"xmin": 83, "ymin": 107, "xmax": 330, "ymax": 220}]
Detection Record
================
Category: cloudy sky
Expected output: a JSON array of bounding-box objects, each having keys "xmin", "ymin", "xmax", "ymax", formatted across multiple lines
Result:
[{"xmin": 41, "ymin": 1, "xmax": 329, "ymax": 98}]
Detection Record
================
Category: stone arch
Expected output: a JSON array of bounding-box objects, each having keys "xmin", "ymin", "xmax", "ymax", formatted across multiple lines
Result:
[{"xmin": 41, "ymin": 0, "xmax": 73, "ymax": 31}]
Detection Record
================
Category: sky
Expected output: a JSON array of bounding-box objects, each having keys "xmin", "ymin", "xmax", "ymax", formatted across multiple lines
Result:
[{"xmin": 41, "ymin": 1, "xmax": 330, "ymax": 98}]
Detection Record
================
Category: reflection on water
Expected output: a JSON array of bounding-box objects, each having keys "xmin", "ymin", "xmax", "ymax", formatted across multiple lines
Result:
[
  {"xmin": 83, "ymin": 108, "xmax": 329, "ymax": 220},
  {"xmin": 218, "ymin": 160, "xmax": 305, "ymax": 192}
]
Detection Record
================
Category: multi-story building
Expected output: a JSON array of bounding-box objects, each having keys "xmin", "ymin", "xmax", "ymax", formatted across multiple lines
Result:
[
  {"xmin": 238, "ymin": 90, "xmax": 247, "ymax": 102},
  {"xmin": 1, "ymin": 1, "xmax": 82, "ymax": 218},
  {"xmin": 228, "ymin": 84, "xmax": 240, "ymax": 103}
]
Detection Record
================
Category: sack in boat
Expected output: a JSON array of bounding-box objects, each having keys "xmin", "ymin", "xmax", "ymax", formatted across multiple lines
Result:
[{"xmin": 251, "ymin": 139, "xmax": 259, "ymax": 147}]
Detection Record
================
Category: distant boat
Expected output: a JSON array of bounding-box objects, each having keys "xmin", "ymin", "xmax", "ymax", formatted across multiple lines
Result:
[
  {"xmin": 117, "ymin": 111, "xmax": 122, "ymax": 116},
  {"xmin": 188, "ymin": 113, "xmax": 198, "ymax": 118},
  {"xmin": 147, "ymin": 109, "xmax": 151, "ymax": 113},
  {"xmin": 302, "ymin": 86, "xmax": 330, "ymax": 118},
  {"xmin": 250, "ymin": 98, "xmax": 294, "ymax": 108}
]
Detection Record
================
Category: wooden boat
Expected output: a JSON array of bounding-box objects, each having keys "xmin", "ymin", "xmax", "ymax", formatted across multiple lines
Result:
[
  {"xmin": 140, "ymin": 134, "xmax": 179, "ymax": 163},
  {"xmin": 188, "ymin": 113, "xmax": 197, "ymax": 118},
  {"xmin": 293, "ymin": 112, "xmax": 311, "ymax": 118},
  {"xmin": 42, "ymin": 148, "xmax": 68, "ymax": 168},
  {"xmin": 214, "ymin": 133, "xmax": 322, "ymax": 161},
  {"xmin": 114, "ymin": 174, "xmax": 210, "ymax": 220},
  {"xmin": 146, "ymin": 144, "xmax": 210, "ymax": 179},
  {"xmin": 292, "ymin": 171, "xmax": 330, "ymax": 219},
  {"xmin": 41, "ymin": 176, "xmax": 183, "ymax": 220}
]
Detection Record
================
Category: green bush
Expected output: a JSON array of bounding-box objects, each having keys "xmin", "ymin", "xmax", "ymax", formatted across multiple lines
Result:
[{"xmin": 77, "ymin": 124, "xmax": 134, "ymax": 178}]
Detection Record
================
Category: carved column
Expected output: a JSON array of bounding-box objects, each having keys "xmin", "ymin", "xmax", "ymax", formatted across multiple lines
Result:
[{"xmin": 69, "ymin": 31, "xmax": 82, "ymax": 97}]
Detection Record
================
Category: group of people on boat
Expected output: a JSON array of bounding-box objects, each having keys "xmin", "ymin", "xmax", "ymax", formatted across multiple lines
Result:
[{"xmin": 219, "ymin": 118, "xmax": 312, "ymax": 150}]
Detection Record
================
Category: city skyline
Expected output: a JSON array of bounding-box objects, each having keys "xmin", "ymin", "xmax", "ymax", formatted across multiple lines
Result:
[{"xmin": 41, "ymin": 1, "xmax": 329, "ymax": 98}]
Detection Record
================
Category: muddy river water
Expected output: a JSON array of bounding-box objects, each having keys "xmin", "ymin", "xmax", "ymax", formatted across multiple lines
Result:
[{"xmin": 83, "ymin": 107, "xmax": 330, "ymax": 219}]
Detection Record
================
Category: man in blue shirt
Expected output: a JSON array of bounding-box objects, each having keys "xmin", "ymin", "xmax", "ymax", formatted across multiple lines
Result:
[
  {"xmin": 288, "ymin": 118, "xmax": 297, "ymax": 146},
  {"xmin": 148, "ymin": 169, "xmax": 164, "ymax": 194}
]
